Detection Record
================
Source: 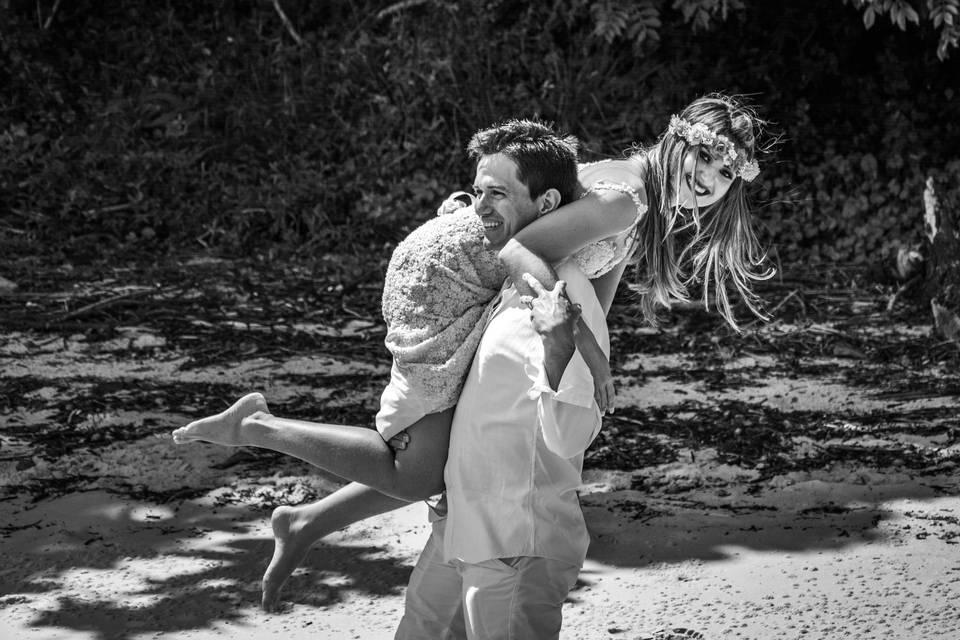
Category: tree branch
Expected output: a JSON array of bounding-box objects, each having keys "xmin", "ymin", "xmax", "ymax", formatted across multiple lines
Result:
[
  {"xmin": 270, "ymin": 0, "xmax": 303, "ymax": 46},
  {"xmin": 42, "ymin": 0, "xmax": 62, "ymax": 30}
]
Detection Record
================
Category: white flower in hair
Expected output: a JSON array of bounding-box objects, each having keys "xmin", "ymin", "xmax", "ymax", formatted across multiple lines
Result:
[
  {"xmin": 686, "ymin": 122, "xmax": 715, "ymax": 146},
  {"xmin": 738, "ymin": 159, "xmax": 760, "ymax": 182},
  {"xmin": 668, "ymin": 114, "xmax": 760, "ymax": 182}
]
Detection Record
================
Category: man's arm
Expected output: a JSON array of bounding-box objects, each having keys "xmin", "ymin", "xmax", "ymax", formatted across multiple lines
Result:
[
  {"xmin": 523, "ymin": 274, "xmax": 603, "ymax": 459},
  {"xmin": 510, "ymin": 237, "xmax": 617, "ymax": 411},
  {"xmin": 522, "ymin": 274, "xmax": 580, "ymax": 389}
]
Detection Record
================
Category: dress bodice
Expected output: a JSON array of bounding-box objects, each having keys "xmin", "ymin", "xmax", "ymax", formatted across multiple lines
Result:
[{"xmin": 569, "ymin": 160, "xmax": 648, "ymax": 279}]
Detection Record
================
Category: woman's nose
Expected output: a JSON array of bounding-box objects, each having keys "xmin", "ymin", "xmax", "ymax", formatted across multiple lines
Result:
[{"xmin": 697, "ymin": 162, "xmax": 718, "ymax": 185}]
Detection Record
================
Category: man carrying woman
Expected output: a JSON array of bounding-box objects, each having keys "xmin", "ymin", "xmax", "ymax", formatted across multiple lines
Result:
[{"xmin": 175, "ymin": 94, "xmax": 772, "ymax": 637}]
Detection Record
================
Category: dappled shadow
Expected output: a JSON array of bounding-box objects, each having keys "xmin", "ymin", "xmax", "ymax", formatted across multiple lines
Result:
[
  {"xmin": 2, "ymin": 490, "xmax": 413, "ymax": 640},
  {"xmin": 609, "ymin": 302, "xmax": 960, "ymax": 402},
  {"xmin": 583, "ymin": 498, "xmax": 887, "ymax": 569},
  {"xmin": 0, "ymin": 373, "xmax": 384, "ymax": 469},
  {"xmin": 579, "ymin": 472, "xmax": 958, "ymax": 570},
  {"xmin": 588, "ymin": 399, "xmax": 960, "ymax": 474},
  {"xmin": 3, "ymin": 258, "xmax": 959, "ymax": 638},
  {"xmin": 23, "ymin": 542, "xmax": 411, "ymax": 640}
]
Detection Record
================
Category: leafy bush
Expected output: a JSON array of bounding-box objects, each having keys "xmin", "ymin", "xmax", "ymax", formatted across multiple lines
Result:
[
  {"xmin": 1, "ymin": 0, "xmax": 959, "ymax": 267},
  {"xmin": 844, "ymin": 0, "xmax": 960, "ymax": 60}
]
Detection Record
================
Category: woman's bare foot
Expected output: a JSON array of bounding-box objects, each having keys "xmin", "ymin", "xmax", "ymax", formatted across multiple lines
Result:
[
  {"xmin": 261, "ymin": 505, "xmax": 319, "ymax": 612},
  {"xmin": 172, "ymin": 392, "xmax": 269, "ymax": 446}
]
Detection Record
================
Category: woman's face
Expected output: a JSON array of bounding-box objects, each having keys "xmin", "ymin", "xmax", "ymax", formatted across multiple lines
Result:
[{"xmin": 673, "ymin": 146, "xmax": 735, "ymax": 209}]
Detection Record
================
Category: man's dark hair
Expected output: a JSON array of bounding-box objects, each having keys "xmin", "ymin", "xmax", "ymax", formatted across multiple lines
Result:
[{"xmin": 467, "ymin": 119, "xmax": 580, "ymax": 206}]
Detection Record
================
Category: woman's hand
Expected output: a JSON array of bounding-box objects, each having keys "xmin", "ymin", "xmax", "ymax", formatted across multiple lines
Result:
[{"xmin": 590, "ymin": 358, "xmax": 616, "ymax": 414}]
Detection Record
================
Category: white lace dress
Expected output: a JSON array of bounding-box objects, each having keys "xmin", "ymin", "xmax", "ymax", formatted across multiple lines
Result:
[
  {"xmin": 375, "ymin": 170, "xmax": 647, "ymax": 440},
  {"xmin": 376, "ymin": 207, "xmax": 505, "ymax": 438}
]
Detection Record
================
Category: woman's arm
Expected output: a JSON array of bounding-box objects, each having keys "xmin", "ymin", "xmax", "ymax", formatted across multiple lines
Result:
[
  {"xmin": 589, "ymin": 257, "xmax": 629, "ymax": 317},
  {"xmin": 572, "ymin": 317, "xmax": 614, "ymax": 412},
  {"xmin": 499, "ymin": 188, "xmax": 640, "ymax": 292}
]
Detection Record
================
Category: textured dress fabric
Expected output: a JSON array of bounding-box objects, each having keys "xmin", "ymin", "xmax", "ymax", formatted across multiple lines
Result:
[
  {"xmin": 571, "ymin": 179, "xmax": 647, "ymax": 279},
  {"xmin": 376, "ymin": 207, "xmax": 505, "ymax": 439},
  {"xmin": 375, "ymin": 174, "xmax": 647, "ymax": 439}
]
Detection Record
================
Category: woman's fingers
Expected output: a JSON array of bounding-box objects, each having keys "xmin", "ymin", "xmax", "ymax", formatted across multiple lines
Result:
[
  {"xmin": 594, "ymin": 379, "xmax": 616, "ymax": 414},
  {"xmin": 604, "ymin": 380, "xmax": 616, "ymax": 414}
]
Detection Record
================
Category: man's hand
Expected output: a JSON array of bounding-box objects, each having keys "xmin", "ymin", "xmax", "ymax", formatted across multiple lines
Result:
[
  {"xmin": 521, "ymin": 273, "xmax": 580, "ymax": 391},
  {"xmin": 520, "ymin": 273, "xmax": 580, "ymax": 340},
  {"xmin": 388, "ymin": 430, "xmax": 410, "ymax": 451},
  {"xmin": 522, "ymin": 273, "xmax": 614, "ymax": 412}
]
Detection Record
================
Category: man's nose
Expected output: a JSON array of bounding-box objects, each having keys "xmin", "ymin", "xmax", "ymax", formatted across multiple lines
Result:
[{"xmin": 475, "ymin": 192, "xmax": 490, "ymax": 213}]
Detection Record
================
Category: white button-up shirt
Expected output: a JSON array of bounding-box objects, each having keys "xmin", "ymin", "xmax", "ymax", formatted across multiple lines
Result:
[{"xmin": 443, "ymin": 260, "xmax": 607, "ymax": 568}]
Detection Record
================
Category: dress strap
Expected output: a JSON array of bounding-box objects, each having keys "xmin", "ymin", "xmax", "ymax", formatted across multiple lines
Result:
[{"xmin": 586, "ymin": 180, "xmax": 648, "ymax": 221}]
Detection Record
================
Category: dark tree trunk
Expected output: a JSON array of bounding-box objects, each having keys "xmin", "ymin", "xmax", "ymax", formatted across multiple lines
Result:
[{"xmin": 922, "ymin": 172, "xmax": 960, "ymax": 344}]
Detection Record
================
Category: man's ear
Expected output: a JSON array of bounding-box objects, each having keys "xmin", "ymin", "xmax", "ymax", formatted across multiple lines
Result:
[{"xmin": 537, "ymin": 188, "xmax": 562, "ymax": 216}]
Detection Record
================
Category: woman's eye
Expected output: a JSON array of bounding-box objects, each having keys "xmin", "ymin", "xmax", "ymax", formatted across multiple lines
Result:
[
  {"xmin": 699, "ymin": 150, "xmax": 711, "ymax": 163},
  {"xmin": 721, "ymin": 169, "xmax": 733, "ymax": 180}
]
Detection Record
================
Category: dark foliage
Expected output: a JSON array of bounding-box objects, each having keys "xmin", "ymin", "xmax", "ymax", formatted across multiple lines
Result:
[{"xmin": 1, "ymin": 0, "xmax": 959, "ymax": 266}]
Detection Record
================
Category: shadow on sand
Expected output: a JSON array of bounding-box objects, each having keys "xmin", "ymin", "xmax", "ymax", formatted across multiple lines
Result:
[
  {"xmin": 581, "ymin": 474, "xmax": 950, "ymax": 571},
  {"xmin": 2, "ymin": 490, "xmax": 413, "ymax": 640}
]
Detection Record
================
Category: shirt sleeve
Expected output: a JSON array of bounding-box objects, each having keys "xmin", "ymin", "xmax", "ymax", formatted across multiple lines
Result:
[
  {"xmin": 523, "ymin": 260, "xmax": 607, "ymax": 459},
  {"xmin": 526, "ymin": 356, "xmax": 602, "ymax": 459}
]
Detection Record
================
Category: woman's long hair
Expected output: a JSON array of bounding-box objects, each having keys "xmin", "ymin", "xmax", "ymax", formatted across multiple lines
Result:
[{"xmin": 629, "ymin": 94, "xmax": 774, "ymax": 331}]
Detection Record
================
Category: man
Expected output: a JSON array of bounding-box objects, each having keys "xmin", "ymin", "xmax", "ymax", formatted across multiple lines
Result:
[
  {"xmin": 395, "ymin": 121, "xmax": 608, "ymax": 639},
  {"xmin": 170, "ymin": 120, "xmax": 607, "ymax": 626}
]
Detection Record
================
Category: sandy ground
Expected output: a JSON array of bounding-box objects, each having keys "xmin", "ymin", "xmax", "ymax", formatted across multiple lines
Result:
[
  {"xmin": 3, "ymin": 316, "xmax": 960, "ymax": 639},
  {"xmin": 4, "ymin": 475, "xmax": 960, "ymax": 640}
]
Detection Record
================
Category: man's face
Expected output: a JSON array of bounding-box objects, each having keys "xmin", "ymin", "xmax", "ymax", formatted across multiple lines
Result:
[{"xmin": 473, "ymin": 153, "xmax": 542, "ymax": 251}]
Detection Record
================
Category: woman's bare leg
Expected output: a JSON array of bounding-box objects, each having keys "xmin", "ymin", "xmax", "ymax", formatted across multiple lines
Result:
[
  {"xmin": 173, "ymin": 392, "xmax": 269, "ymax": 445},
  {"xmin": 262, "ymin": 482, "xmax": 409, "ymax": 612},
  {"xmin": 174, "ymin": 401, "xmax": 454, "ymax": 610},
  {"xmin": 173, "ymin": 398, "xmax": 452, "ymax": 501},
  {"xmin": 258, "ymin": 408, "xmax": 453, "ymax": 611},
  {"xmin": 257, "ymin": 409, "xmax": 453, "ymax": 610}
]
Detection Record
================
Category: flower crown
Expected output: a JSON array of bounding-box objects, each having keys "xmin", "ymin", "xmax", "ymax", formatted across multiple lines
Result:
[{"xmin": 667, "ymin": 115, "xmax": 760, "ymax": 182}]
